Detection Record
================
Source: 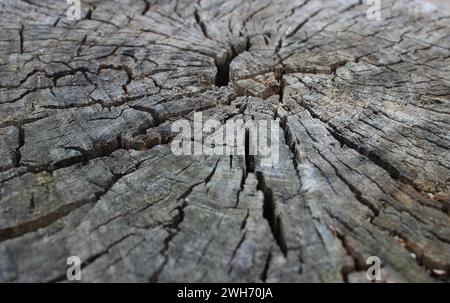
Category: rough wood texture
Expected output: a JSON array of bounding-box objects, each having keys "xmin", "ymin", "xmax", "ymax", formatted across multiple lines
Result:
[{"xmin": 0, "ymin": 0, "xmax": 449, "ymax": 282}]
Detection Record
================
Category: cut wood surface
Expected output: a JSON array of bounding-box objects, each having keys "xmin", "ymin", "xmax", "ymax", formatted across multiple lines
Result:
[{"xmin": 0, "ymin": 0, "xmax": 449, "ymax": 282}]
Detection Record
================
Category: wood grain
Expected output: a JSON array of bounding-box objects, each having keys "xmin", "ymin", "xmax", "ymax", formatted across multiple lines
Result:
[{"xmin": 0, "ymin": 0, "xmax": 449, "ymax": 282}]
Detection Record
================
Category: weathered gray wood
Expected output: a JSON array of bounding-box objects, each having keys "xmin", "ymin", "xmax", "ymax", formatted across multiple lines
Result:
[{"xmin": 0, "ymin": 0, "xmax": 449, "ymax": 282}]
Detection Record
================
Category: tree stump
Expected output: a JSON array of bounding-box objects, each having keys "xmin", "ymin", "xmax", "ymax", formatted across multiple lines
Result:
[{"xmin": 0, "ymin": 0, "xmax": 449, "ymax": 282}]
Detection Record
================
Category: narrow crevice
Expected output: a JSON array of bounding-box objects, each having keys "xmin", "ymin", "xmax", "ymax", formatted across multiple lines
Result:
[
  {"xmin": 298, "ymin": 99, "xmax": 419, "ymax": 191},
  {"xmin": 285, "ymin": 8, "xmax": 323, "ymax": 39},
  {"xmin": 332, "ymin": 227, "xmax": 365, "ymax": 282},
  {"xmin": 0, "ymin": 199, "xmax": 95, "ymax": 242},
  {"xmin": 228, "ymin": 232, "xmax": 247, "ymax": 273},
  {"xmin": 0, "ymin": 172, "xmax": 123, "ymax": 243},
  {"xmin": 274, "ymin": 37, "xmax": 283, "ymax": 55},
  {"xmin": 234, "ymin": 169, "xmax": 246, "ymax": 208},
  {"xmin": 83, "ymin": 233, "xmax": 134, "ymax": 268},
  {"xmin": 260, "ymin": 251, "xmax": 272, "ymax": 282},
  {"xmin": 141, "ymin": 0, "xmax": 150, "ymax": 15},
  {"xmin": 215, "ymin": 53, "xmax": 233, "ymax": 87},
  {"xmin": 121, "ymin": 65, "xmax": 133, "ymax": 94},
  {"xmin": 194, "ymin": 9, "xmax": 210, "ymax": 39},
  {"xmin": 85, "ymin": 4, "xmax": 96, "ymax": 20},
  {"xmin": 85, "ymin": 9, "xmax": 92, "ymax": 20},
  {"xmin": 244, "ymin": 128, "xmax": 255, "ymax": 176},
  {"xmin": 327, "ymin": 208, "xmax": 441, "ymax": 282},
  {"xmin": 122, "ymin": 48, "xmax": 137, "ymax": 63},
  {"xmin": 23, "ymin": 135, "xmax": 125, "ymax": 174},
  {"xmin": 296, "ymin": 100, "xmax": 449, "ymax": 215},
  {"xmin": 204, "ymin": 158, "xmax": 220, "ymax": 185},
  {"xmin": 277, "ymin": 68, "xmax": 285, "ymax": 104},
  {"xmin": 48, "ymin": 233, "xmax": 134, "ymax": 283},
  {"xmin": 14, "ymin": 126, "xmax": 24, "ymax": 167},
  {"xmin": 240, "ymin": 209, "xmax": 250, "ymax": 230},
  {"xmin": 330, "ymin": 60, "xmax": 348, "ymax": 75},
  {"xmin": 57, "ymin": 136, "xmax": 122, "ymax": 169},
  {"xmin": 52, "ymin": 17, "xmax": 60, "ymax": 27},
  {"xmin": 28, "ymin": 193, "xmax": 35, "ymax": 212},
  {"xmin": 317, "ymin": 149, "xmax": 380, "ymax": 220},
  {"xmin": 256, "ymin": 171, "xmax": 287, "ymax": 256},
  {"xmin": 76, "ymin": 35, "xmax": 87, "ymax": 57},
  {"xmin": 214, "ymin": 40, "xmax": 248, "ymax": 87},
  {"xmin": 260, "ymin": 251, "xmax": 272, "ymax": 283},
  {"xmin": 245, "ymin": 35, "xmax": 251, "ymax": 52},
  {"xmin": 150, "ymin": 164, "xmax": 219, "ymax": 282},
  {"xmin": 338, "ymin": 0, "xmax": 363, "ymax": 14},
  {"xmin": 2, "ymin": 86, "xmax": 51, "ymax": 105},
  {"xmin": 327, "ymin": 125, "xmax": 405, "ymax": 183},
  {"xmin": 47, "ymin": 67, "xmax": 92, "ymax": 85},
  {"xmin": 279, "ymin": 116, "xmax": 299, "ymax": 171},
  {"xmin": 95, "ymin": 44, "xmax": 119, "ymax": 60},
  {"xmin": 282, "ymin": 103, "xmax": 380, "ymax": 220},
  {"xmin": 129, "ymin": 105, "xmax": 160, "ymax": 125},
  {"xmin": 279, "ymin": 113, "xmax": 384, "ymax": 281},
  {"xmin": 374, "ymin": 225, "xmax": 450, "ymax": 280},
  {"xmin": 19, "ymin": 25, "xmax": 24, "ymax": 54},
  {"xmin": 149, "ymin": 201, "xmax": 185, "ymax": 283},
  {"xmin": 18, "ymin": 112, "xmax": 167, "ymax": 175},
  {"xmin": 297, "ymin": 247, "xmax": 304, "ymax": 274}
]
